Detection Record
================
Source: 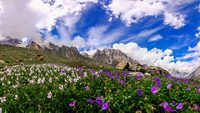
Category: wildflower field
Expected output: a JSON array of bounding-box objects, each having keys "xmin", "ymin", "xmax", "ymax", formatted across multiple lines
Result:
[{"xmin": 0, "ymin": 64, "xmax": 200, "ymax": 112}]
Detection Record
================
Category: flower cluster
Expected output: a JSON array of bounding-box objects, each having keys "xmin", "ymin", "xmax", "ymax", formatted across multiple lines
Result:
[{"xmin": 87, "ymin": 97, "xmax": 109, "ymax": 110}]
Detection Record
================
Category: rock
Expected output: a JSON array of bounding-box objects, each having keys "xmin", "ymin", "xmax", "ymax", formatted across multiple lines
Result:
[
  {"xmin": 26, "ymin": 41, "xmax": 42, "ymax": 50},
  {"xmin": 189, "ymin": 66, "xmax": 200, "ymax": 80},
  {"xmin": 0, "ymin": 59, "xmax": 5, "ymax": 64},
  {"xmin": 92, "ymin": 49, "xmax": 141, "ymax": 69},
  {"xmin": 144, "ymin": 73, "xmax": 151, "ymax": 76},
  {"xmin": 116, "ymin": 60, "xmax": 128, "ymax": 70}
]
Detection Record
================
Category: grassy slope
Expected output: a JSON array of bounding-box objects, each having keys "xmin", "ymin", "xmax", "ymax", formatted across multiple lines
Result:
[{"xmin": 0, "ymin": 45, "xmax": 114, "ymax": 70}]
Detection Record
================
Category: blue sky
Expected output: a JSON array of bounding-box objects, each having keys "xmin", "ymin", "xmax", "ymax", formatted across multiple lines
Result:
[{"xmin": 0, "ymin": 0, "xmax": 200, "ymax": 74}]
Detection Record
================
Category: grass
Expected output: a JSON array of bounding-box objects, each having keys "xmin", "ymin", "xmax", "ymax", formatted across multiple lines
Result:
[{"xmin": 0, "ymin": 45, "xmax": 115, "ymax": 70}]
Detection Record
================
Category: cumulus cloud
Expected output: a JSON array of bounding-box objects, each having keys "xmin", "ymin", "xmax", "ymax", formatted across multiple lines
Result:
[
  {"xmin": 163, "ymin": 12, "xmax": 185, "ymax": 29},
  {"xmin": 104, "ymin": 0, "xmax": 195, "ymax": 29},
  {"xmin": 84, "ymin": 42, "xmax": 200, "ymax": 74},
  {"xmin": 29, "ymin": 0, "xmax": 98, "ymax": 31},
  {"xmin": 0, "ymin": 0, "xmax": 97, "ymax": 45},
  {"xmin": 148, "ymin": 35, "xmax": 163, "ymax": 42},
  {"xmin": 112, "ymin": 42, "xmax": 200, "ymax": 73},
  {"xmin": 0, "ymin": 0, "xmax": 43, "ymax": 43}
]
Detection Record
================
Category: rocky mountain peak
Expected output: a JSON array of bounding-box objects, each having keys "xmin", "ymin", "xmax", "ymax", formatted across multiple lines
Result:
[
  {"xmin": 0, "ymin": 36, "xmax": 22, "ymax": 46},
  {"xmin": 26, "ymin": 41, "xmax": 42, "ymax": 50},
  {"xmin": 92, "ymin": 48, "xmax": 140, "ymax": 68}
]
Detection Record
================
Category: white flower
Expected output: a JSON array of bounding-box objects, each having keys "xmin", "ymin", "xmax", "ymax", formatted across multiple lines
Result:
[
  {"xmin": 47, "ymin": 92, "xmax": 52, "ymax": 99},
  {"xmin": 14, "ymin": 95, "xmax": 18, "ymax": 100},
  {"xmin": 0, "ymin": 77, "xmax": 4, "ymax": 81},
  {"xmin": 7, "ymin": 81, "xmax": 11, "ymax": 85},
  {"xmin": 41, "ymin": 77, "xmax": 45, "ymax": 84},
  {"xmin": 55, "ymin": 77, "xmax": 58, "ymax": 80},
  {"xmin": 0, "ymin": 96, "xmax": 6, "ymax": 103},
  {"xmin": 29, "ymin": 79, "xmax": 35, "ymax": 84},
  {"xmin": 95, "ymin": 72, "xmax": 98, "ymax": 75},
  {"xmin": 37, "ymin": 78, "xmax": 41, "ymax": 84},
  {"xmin": 49, "ymin": 78, "xmax": 52, "ymax": 83},
  {"xmin": 0, "ymin": 108, "xmax": 2, "ymax": 113},
  {"xmin": 12, "ymin": 84, "xmax": 19, "ymax": 88},
  {"xmin": 59, "ymin": 85, "xmax": 64, "ymax": 91},
  {"xmin": 84, "ymin": 72, "xmax": 88, "ymax": 77},
  {"xmin": 64, "ymin": 79, "xmax": 68, "ymax": 83}
]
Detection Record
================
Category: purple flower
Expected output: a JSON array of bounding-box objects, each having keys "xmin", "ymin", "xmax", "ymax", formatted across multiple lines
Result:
[
  {"xmin": 161, "ymin": 101, "xmax": 169, "ymax": 107},
  {"xmin": 87, "ymin": 99, "xmax": 96, "ymax": 104},
  {"xmin": 172, "ymin": 100, "xmax": 177, "ymax": 105},
  {"xmin": 69, "ymin": 101, "xmax": 76, "ymax": 107},
  {"xmin": 161, "ymin": 101, "xmax": 176, "ymax": 112},
  {"xmin": 197, "ymin": 86, "xmax": 200, "ymax": 93},
  {"xmin": 151, "ymin": 86, "xmax": 159, "ymax": 94},
  {"xmin": 102, "ymin": 102, "xmax": 109, "ymax": 110},
  {"xmin": 154, "ymin": 77, "xmax": 161, "ymax": 86},
  {"xmin": 85, "ymin": 85, "xmax": 89, "ymax": 91},
  {"xmin": 176, "ymin": 103, "xmax": 184, "ymax": 110},
  {"xmin": 136, "ymin": 73, "xmax": 143, "ymax": 80},
  {"xmin": 119, "ymin": 80, "xmax": 126, "ymax": 85},
  {"xmin": 167, "ymin": 84, "xmax": 172, "ymax": 89},
  {"xmin": 192, "ymin": 104, "xmax": 200, "ymax": 111},
  {"xmin": 164, "ymin": 106, "xmax": 176, "ymax": 112},
  {"xmin": 96, "ymin": 97, "xmax": 104, "ymax": 106},
  {"xmin": 167, "ymin": 74, "xmax": 172, "ymax": 80},
  {"xmin": 137, "ymin": 89, "xmax": 144, "ymax": 96},
  {"xmin": 186, "ymin": 86, "xmax": 191, "ymax": 90}
]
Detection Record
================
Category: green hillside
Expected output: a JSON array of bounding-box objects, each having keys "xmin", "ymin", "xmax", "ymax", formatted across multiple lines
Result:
[{"xmin": 0, "ymin": 45, "xmax": 111, "ymax": 69}]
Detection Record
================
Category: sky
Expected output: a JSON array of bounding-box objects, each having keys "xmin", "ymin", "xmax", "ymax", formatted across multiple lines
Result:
[{"xmin": 0, "ymin": 0, "xmax": 200, "ymax": 75}]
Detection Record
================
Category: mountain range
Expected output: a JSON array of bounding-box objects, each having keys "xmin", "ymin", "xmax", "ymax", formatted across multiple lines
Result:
[{"xmin": 0, "ymin": 37, "xmax": 199, "ymax": 80}]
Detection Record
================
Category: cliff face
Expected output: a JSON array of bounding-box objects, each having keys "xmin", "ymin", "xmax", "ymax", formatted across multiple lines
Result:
[
  {"xmin": 92, "ymin": 49, "xmax": 141, "ymax": 69},
  {"xmin": 189, "ymin": 66, "xmax": 200, "ymax": 80},
  {"xmin": 44, "ymin": 43, "xmax": 87, "ymax": 60}
]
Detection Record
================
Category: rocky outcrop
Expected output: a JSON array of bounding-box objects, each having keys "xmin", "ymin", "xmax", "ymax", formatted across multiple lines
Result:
[
  {"xmin": 58, "ymin": 46, "xmax": 80, "ymax": 58},
  {"xmin": 189, "ymin": 66, "xmax": 200, "ymax": 80},
  {"xmin": 92, "ymin": 49, "xmax": 141, "ymax": 70},
  {"xmin": 26, "ymin": 41, "xmax": 42, "ymax": 50}
]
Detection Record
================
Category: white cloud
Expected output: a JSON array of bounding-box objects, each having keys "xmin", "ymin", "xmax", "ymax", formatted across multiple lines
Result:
[
  {"xmin": 104, "ymin": 0, "xmax": 194, "ymax": 29},
  {"xmin": 0, "ymin": 0, "xmax": 42, "ymax": 42},
  {"xmin": 179, "ymin": 41, "xmax": 200, "ymax": 60},
  {"xmin": 29, "ymin": 0, "xmax": 98, "ymax": 31},
  {"xmin": 83, "ymin": 42, "xmax": 200, "ymax": 75},
  {"xmin": 70, "ymin": 36, "xmax": 86, "ymax": 49},
  {"xmin": 148, "ymin": 35, "xmax": 163, "ymax": 42},
  {"xmin": 196, "ymin": 4, "xmax": 200, "ymax": 12},
  {"xmin": 0, "ymin": 0, "xmax": 98, "ymax": 45},
  {"xmin": 122, "ymin": 27, "xmax": 161, "ymax": 43},
  {"xmin": 163, "ymin": 12, "xmax": 185, "ymax": 29},
  {"xmin": 112, "ymin": 42, "xmax": 200, "ymax": 74},
  {"xmin": 86, "ymin": 25, "xmax": 124, "ymax": 48},
  {"xmin": 195, "ymin": 26, "xmax": 200, "ymax": 38}
]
